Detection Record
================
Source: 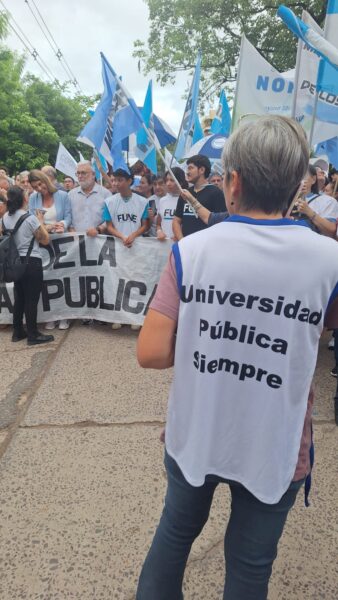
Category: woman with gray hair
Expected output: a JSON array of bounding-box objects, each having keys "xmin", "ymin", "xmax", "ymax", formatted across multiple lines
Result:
[{"xmin": 135, "ymin": 116, "xmax": 338, "ymax": 599}]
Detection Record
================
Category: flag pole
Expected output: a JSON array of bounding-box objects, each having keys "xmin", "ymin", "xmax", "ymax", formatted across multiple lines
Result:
[
  {"xmin": 285, "ymin": 181, "xmax": 304, "ymax": 218},
  {"xmin": 231, "ymin": 35, "xmax": 245, "ymax": 134},
  {"xmin": 291, "ymin": 11, "xmax": 305, "ymax": 119}
]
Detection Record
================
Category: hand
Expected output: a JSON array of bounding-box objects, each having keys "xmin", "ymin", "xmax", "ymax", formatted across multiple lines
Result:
[
  {"xmin": 295, "ymin": 199, "xmax": 312, "ymax": 217},
  {"xmin": 54, "ymin": 222, "xmax": 65, "ymax": 233},
  {"xmin": 180, "ymin": 188, "xmax": 197, "ymax": 205},
  {"xmin": 157, "ymin": 229, "xmax": 166, "ymax": 241},
  {"xmin": 123, "ymin": 233, "xmax": 136, "ymax": 247},
  {"xmin": 86, "ymin": 227, "xmax": 98, "ymax": 237}
]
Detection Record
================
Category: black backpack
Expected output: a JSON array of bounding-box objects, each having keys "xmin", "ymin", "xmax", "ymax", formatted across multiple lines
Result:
[{"xmin": 0, "ymin": 213, "xmax": 35, "ymax": 283}]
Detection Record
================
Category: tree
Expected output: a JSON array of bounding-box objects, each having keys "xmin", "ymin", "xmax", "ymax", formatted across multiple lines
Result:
[
  {"xmin": 0, "ymin": 10, "xmax": 98, "ymax": 173},
  {"xmin": 134, "ymin": 0, "xmax": 327, "ymax": 101},
  {"xmin": 24, "ymin": 76, "xmax": 99, "ymax": 164}
]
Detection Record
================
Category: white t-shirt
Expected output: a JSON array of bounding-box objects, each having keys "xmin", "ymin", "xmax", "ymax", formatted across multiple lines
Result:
[
  {"xmin": 103, "ymin": 193, "xmax": 149, "ymax": 237},
  {"xmin": 158, "ymin": 194, "xmax": 179, "ymax": 238},
  {"xmin": 307, "ymin": 193, "xmax": 338, "ymax": 220},
  {"xmin": 2, "ymin": 209, "xmax": 41, "ymax": 258},
  {"xmin": 44, "ymin": 204, "xmax": 57, "ymax": 225},
  {"xmin": 166, "ymin": 216, "xmax": 338, "ymax": 504}
]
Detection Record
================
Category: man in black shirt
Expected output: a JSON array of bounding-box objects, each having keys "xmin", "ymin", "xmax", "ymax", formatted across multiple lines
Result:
[{"xmin": 172, "ymin": 155, "xmax": 225, "ymax": 239}]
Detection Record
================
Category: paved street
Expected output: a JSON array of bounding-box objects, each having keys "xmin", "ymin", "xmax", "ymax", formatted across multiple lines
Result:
[{"xmin": 0, "ymin": 323, "xmax": 337, "ymax": 599}]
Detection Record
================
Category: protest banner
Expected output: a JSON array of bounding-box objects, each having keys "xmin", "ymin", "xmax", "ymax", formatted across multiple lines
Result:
[
  {"xmin": 232, "ymin": 35, "xmax": 294, "ymax": 131},
  {"xmin": 292, "ymin": 11, "xmax": 338, "ymax": 146},
  {"xmin": 0, "ymin": 235, "xmax": 171, "ymax": 326}
]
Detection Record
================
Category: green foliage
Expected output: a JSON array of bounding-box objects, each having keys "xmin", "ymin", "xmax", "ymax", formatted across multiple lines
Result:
[
  {"xmin": 0, "ymin": 12, "xmax": 99, "ymax": 174},
  {"xmin": 134, "ymin": 0, "xmax": 327, "ymax": 101}
]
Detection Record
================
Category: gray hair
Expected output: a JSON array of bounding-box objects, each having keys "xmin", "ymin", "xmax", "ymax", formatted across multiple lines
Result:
[
  {"xmin": 19, "ymin": 170, "xmax": 29, "ymax": 181},
  {"xmin": 222, "ymin": 116, "xmax": 309, "ymax": 214},
  {"xmin": 41, "ymin": 165, "xmax": 57, "ymax": 180},
  {"xmin": 77, "ymin": 161, "xmax": 95, "ymax": 174}
]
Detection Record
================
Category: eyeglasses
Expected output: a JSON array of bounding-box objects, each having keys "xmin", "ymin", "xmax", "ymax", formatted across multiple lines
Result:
[{"xmin": 76, "ymin": 170, "xmax": 91, "ymax": 176}]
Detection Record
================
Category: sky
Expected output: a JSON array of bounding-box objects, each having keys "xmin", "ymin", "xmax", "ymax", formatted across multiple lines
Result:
[{"xmin": 2, "ymin": 0, "xmax": 193, "ymax": 134}]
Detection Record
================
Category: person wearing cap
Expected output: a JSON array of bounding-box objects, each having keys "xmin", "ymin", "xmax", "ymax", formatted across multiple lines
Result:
[{"xmin": 103, "ymin": 168, "xmax": 150, "ymax": 331}]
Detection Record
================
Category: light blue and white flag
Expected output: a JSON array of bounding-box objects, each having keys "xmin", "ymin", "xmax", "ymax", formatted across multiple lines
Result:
[
  {"xmin": 192, "ymin": 114, "xmax": 204, "ymax": 144},
  {"xmin": 78, "ymin": 53, "xmax": 144, "ymax": 166},
  {"xmin": 135, "ymin": 80, "xmax": 157, "ymax": 174},
  {"xmin": 174, "ymin": 52, "xmax": 202, "ymax": 160},
  {"xmin": 210, "ymin": 89, "xmax": 231, "ymax": 136},
  {"xmin": 277, "ymin": 5, "xmax": 338, "ymax": 75},
  {"xmin": 316, "ymin": 136, "xmax": 338, "ymax": 169},
  {"xmin": 317, "ymin": 0, "xmax": 338, "ymax": 95}
]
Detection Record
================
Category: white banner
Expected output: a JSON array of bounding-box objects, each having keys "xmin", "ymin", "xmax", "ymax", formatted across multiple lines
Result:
[
  {"xmin": 293, "ymin": 11, "xmax": 338, "ymax": 146},
  {"xmin": 0, "ymin": 235, "xmax": 171, "ymax": 325},
  {"xmin": 232, "ymin": 36, "xmax": 294, "ymax": 130},
  {"xmin": 55, "ymin": 143, "xmax": 78, "ymax": 181}
]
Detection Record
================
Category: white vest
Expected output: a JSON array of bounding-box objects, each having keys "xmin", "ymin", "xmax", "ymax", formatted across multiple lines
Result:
[{"xmin": 166, "ymin": 216, "xmax": 338, "ymax": 503}]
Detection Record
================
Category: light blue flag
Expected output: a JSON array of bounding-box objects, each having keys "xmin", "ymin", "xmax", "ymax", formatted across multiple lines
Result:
[
  {"xmin": 136, "ymin": 80, "xmax": 157, "ymax": 174},
  {"xmin": 317, "ymin": 0, "xmax": 338, "ymax": 96},
  {"xmin": 174, "ymin": 52, "xmax": 202, "ymax": 160},
  {"xmin": 78, "ymin": 53, "xmax": 144, "ymax": 166},
  {"xmin": 316, "ymin": 136, "xmax": 338, "ymax": 169},
  {"xmin": 210, "ymin": 90, "xmax": 231, "ymax": 136},
  {"xmin": 192, "ymin": 114, "xmax": 204, "ymax": 144},
  {"xmin": 277, "ymin": 6, "xmax": 338, "ymax": 79}
]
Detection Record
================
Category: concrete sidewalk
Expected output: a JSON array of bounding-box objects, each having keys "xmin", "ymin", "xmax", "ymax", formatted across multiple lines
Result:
[{"xmin": 0, "ymin": 323, "xmax": 337, "ymax": 599}]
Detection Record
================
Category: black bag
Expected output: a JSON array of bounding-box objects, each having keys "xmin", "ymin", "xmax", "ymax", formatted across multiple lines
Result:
[{"xmin": 0, "ymin": 213, "xmax": 35, "ymax": 283}]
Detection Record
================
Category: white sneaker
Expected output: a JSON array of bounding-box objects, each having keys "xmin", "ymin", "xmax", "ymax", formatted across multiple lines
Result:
[
  {"xmin": 58, "ymin": 319, "xmax": 69, "ymax": 330},
  {"xmin": 130, "ymin": 324, "xmax": 141, "ymax": 331},
  {"xmin": 111, "ymin": 323, "xmax": 122, "ymax": 330},
  {"xmin": 45, "ymin": 321, "xmax": 56, "ymax": 330},
  {"xmin": 328, "ymin": 336, "xmax": 335, "ymax": 350}
]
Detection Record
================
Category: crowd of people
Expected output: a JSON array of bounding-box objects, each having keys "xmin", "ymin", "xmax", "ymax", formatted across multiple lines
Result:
[
  {"xmin": 1, "ymin": 116, "xmax": 338, "ymax": 597},
  {"xmin": 0, "ymin": 152, "xmax": 338, "ymax": 347}
]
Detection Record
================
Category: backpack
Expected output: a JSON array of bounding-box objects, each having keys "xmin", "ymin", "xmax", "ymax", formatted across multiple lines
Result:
[{"xmin": 0, "ymin": 213, "xmax": 35, "ymax": 283}]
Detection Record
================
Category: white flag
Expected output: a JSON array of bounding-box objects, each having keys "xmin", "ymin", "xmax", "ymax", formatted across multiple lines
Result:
[
  {"xmin": 293, "ymin": 11, "xmax": 338, "ymax": 146},
  {"xmin": 55, "ymin": 143, "xmax": 78, "ymax": 181},
  {"xmin": 232, "ymin": 36, "xmax": 294, "ymax": 131}
]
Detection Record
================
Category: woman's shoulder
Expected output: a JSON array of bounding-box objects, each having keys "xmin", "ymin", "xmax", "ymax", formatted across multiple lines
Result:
[{"xmin": 29, "ymin": 191, "xmax": 40, "ymax": 204}]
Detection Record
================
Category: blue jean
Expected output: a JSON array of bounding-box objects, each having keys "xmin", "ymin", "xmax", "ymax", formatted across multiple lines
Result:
[{"xmin": 136, "ymin": 451, "xmax": 304, "ymax": 600}]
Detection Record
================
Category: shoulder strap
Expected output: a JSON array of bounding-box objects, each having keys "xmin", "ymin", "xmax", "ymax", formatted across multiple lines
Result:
[
  {"xmin": 11, "ymin": 212, "xmax": 31, "ymax": 235},
  {"xmin": 23, "ymin": 235, "xmax": 36, "ymax": 263},
  {"xmin": 307, "ymin": 194, "xmax": 320, "ymax": 205}
]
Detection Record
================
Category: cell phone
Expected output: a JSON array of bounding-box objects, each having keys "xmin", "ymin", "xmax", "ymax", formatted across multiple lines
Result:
[
  {"xmin": 36, "ymin": 208, "xmax": 48, "ymax": 215},
  {"xmin": 149, "ymin": 199, "xmax": 157, "ymax": 215}
]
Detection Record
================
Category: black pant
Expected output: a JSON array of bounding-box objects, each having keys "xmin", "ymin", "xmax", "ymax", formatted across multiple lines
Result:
[{"xmin": 13, "ymin": 257, "xmax": 43, "ymax": 339}]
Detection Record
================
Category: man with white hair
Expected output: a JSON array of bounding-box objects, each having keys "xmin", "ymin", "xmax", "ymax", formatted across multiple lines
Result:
[{"xmin": 68, "ymin": 161, "xmax": 111, "ymax": 236}]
